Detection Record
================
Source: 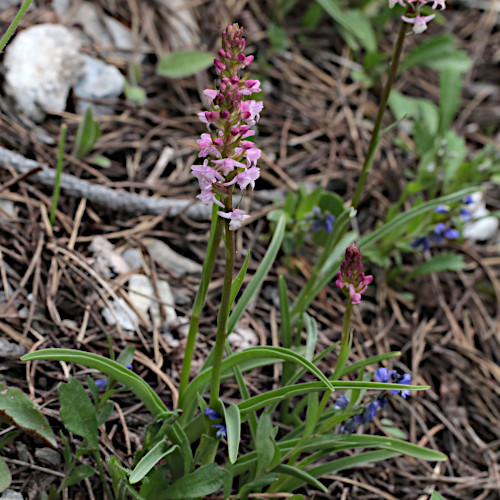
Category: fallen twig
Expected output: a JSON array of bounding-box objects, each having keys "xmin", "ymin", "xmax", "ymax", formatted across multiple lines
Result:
[{"xmin": 0, "ymin": 146, "xmax": 211, "ymax": 220}]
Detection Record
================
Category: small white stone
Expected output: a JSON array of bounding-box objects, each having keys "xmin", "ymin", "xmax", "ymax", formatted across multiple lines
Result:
[
  {"xmin": 128, "ymin": 274, "xmax": 177, "ymax": 329},
  {"xmin": 3, "ymin": 24, "xmax": 84, "ymax": 122},
  {"xmin": 463, "ymin": 206, "xmax": 499, "ymax": 242},
  {"xmin": 228, "ymin": 325, "xmax": 259, "ymax": 352},
  {"xmin": 0, "ymin": 490, "xmax": 24, "ymax": 500},
  {"xmin": 74, "ymin": 55, "xmax": 125, "ymax": 115},
  {"xmin": 102, "ymin": 298, "xmax": 139, "ymax": 332}
]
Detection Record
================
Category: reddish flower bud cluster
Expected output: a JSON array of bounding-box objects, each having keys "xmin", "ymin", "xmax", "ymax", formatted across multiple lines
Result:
[
  {"xmin": 336, "ymin": 243, "xmax": 373, "ymax": 305},
  {"xmin": 191, "ymin": 24, "xmax": 263, "ymax": 230}
]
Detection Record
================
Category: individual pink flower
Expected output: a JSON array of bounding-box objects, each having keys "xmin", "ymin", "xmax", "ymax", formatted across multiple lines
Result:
[
  {"xmin": 217, "ymin": 208, "xmax": 250, "ymax": 230},
  {"xmin": 240, "ymin": 79, "xmax": 261, "ymax": 95},
  {"xmin": 203, "ymin": 89, "xmax": 219, "ymax": 105},
  {"xmin": 389, "ymin": 0, "xmax": 406, "ymax": 7},
  {"xmin": 212, "ymin": 157, "xmax": 246, "ymax": 176},
  {"xmin": 401, "ymin": 13, "xmax": 435, "ymax": 33},
  {"xmin": 197, "ymin": 186, "xmax": 224, "ymax": 207},
  {"xmin": 224, "ymin": 166, "xmax": 260, "ymax": 190},
  {"xmin": 430, "ymin": 0, "xmax": 445, "ymax": 9},
  {"xmin": 191, "ymin": 160, "xmax": 224, "ymax": 185},
  {"xmin": 197, "ymin": 133, "xmax": 221, "ymax": 158},
  {"xmin": 241, "ymin": 100, "xmax": 264, "ymax": 126}
]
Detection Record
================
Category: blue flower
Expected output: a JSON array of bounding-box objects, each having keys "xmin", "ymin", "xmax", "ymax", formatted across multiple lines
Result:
[
  {"xmin": 444, "ymin": 228, "xmax": 459, "ymax": 240},
  {"xmin": 333, "ymin": 395, "xmax": 349, "ymax": 410},
  {"xmin": 95, "ymin": 379, "xmax": 108, "ymax": 391},
  {"xmin": 204, "ymin": 407, "xmax": 221, "ymax": 420},
  {"xmin": 374, "ymin": 367, "xmax": 396, "ymax": 384},
  {"xmin": 212, "ymin": 424, "xmax": 227, "ymax": 439},
  {"xmin": 463, "ymin": 195, "xmax": 473, "ymax": 205},
  {"xmin": 367, "ymin": 399, "xmax": 379, "ymax": 421},
  {"xmin": 434, "ymin": 205, "xmax": 448, "ymax": 214},
  {"xmin": 410, "ymin": 237, "xmax": 430, "ymax": 251},
  {"xmin": 392, "ymin": 373, "xmax": 412, "ymax": 399},
  {"xmin": 325, "ymin": 214, "xmax": 335, "ymax": 233},
  {"xmin": 460, "ymin": 209, "xmax": 471, "ymax": 221},
  {"xmin": 432, "ymin": 222, "xmax": 446, "ymax": 244}
]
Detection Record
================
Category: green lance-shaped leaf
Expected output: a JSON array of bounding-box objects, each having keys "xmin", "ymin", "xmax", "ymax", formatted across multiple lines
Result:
[
  {"xmin": 58, "ymin": 378, "xmax": 98, "ymax": 449},
  {"xmin": 229, "ymin": 250, "xmax": 251, "ymax": 306},
  {"xmin": 273, "ymin": 464, "xmax": 327, "ymax": 493},
  {"xmin": 224, "ymin": 404, "xmax": 241, "ymax": 464},
  {"xmin": 108, "ymin": 457, "xmax": 145, "ymax": 500},
  {"xmin": 157, "ymin": 51, "xmax": 214, "ymax": 79},
  {"xmin": 256, "ymin": 413, "xmax": 275, "ymax": 476},
  {"xmin": 0, "ymin": 456, "xmax": 12, "ymax": 492},
  {"xmin": 0, "ymin": 381, "xmax": 56, "ymax": 448},
  {"xmin": 237, "ymin": 381, "xmax": 428, "ymax": 415},
  {"xmin": 21, "ymin": 349, "xmax": 168, "ymax": 417},
  {"xmin": 179, "ymin": 346, "xmax": 334, "ymax": 420},
  {"xmin": 404, "ymin": 252, "xmax": 466, "ymax": 282},
  {"xmin": 159, "ymin": 463, "xmax": 229, "ymax": 499},
  {"xmin": 130, "ymin": 442, "xmax": 178, "ymax": 484},
  {"xmin": 73, "ymin": 106, "xmax": 101, "ymax": 160}
]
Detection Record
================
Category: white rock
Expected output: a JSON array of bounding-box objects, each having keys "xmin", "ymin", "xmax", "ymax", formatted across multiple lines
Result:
[
  {"xmin": 122, "ymin": 239, "xmax": 202, "ymax": 277},
  {"xmin": 89, "ymin": 236, "xmax": 130, "ymax": 278},
  {"xmin": 228, "ymin": 325, "xmax": 259, "ymax": 352},
  {"xmin": 101, "ymin": 298, "xmax": 138, "ymax": 332},
  {"xmin": 0, "ymin": 490, "xmax": 24, "ymax": 500},
  {"xmin": 463, "ymin": 206, "xmax": 499, "ymax": 242},
  {"xmin": 3, "ymin": 24, "xmax": 84, "ymax": 122},
  {"xmin": 74, "ymin": 55, "xmax": 124, "ymax": 115},
  {"xmin": 128, "ymin": 274, "xmax": 177, "ymax": 329},
  {"xmin": 0, "ymin": 197, "xmax": 15, "ymax": 218}
]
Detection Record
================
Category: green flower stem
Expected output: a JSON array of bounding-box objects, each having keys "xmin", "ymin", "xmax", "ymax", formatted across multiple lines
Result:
[
  {"xmin": 317, "ymin": 302, "xmax": 352, "ymax": 420},
  {"xmin": 179, "ymin": 211, "xmax": 224, "ymax": 401},
  {"xmin": 209, "ymin": 213, "xmax": 235, "ymax": 408},
  {"xmin": 0, "ymin": 0, "xmax": 32, "ymax": 53},
  {"xmin": 351, "ymin": 19, "xmax": 408, "ymax": 210},
  {"xmin": 49, "ymin": 123, "xmax": 67, "ymax": 226}
]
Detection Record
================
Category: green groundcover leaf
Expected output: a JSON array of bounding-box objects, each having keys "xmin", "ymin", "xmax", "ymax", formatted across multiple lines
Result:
[
  {"xmin": 0, "ymin": 456, "xmax": 12, "ymax": 492},
  {"xmin": 0, "ymin": 382, "xmax": 56, "ymax": 448},
  {"xmin": 58, "ymin": 378, "xmax": 98, "ymax": 449},
  {"xmin": 160, "ymin": 463, "xmax": 229, "ymax": 499},
  {"xmin": 404, "ymin": 252, "xmax": 466, "ymax": 282},
  {"xmin": 430, "ymin": 492, "xmax": 447, "ymax": 500},
  {"xmin": 157, "ymin": 51, "xmax": 214, "ymax": 78},
  {"xmin": 63, "ymin": 464, "xmax": 95, "ymax": 487}
]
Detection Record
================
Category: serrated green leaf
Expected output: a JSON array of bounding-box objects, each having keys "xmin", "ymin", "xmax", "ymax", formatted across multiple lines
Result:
[
  {"xmin": 224, "ymin": 405, "xmax": 240, "ymax": 464},
  {"xmin": 161, "ymin": 463, "xmax": 228, "ymax": 499},
  {"xmin": 58, "ymin": 378, "xmax": 98, "ymax": 449},
  {"xmin": 130, "ymin": 442, "xmax": 177, "ymax": 484},
  {"xmin": 0, "ymin": 456, "xmax": 11, "ymax": 492},
  {"xmin": 63, "ymin": 464, "xmax": 95, "ymax": 487},
  {"xmin": 405, "ymin": 252, "xmax": 466, "ymax": 282},
  {"xmin": 157, "ymin": 51, "xmax": 214, "ymax": 79},
  {"xmin": 0, "ymin": 382, "xmax": 56, "ymax": 448}
]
